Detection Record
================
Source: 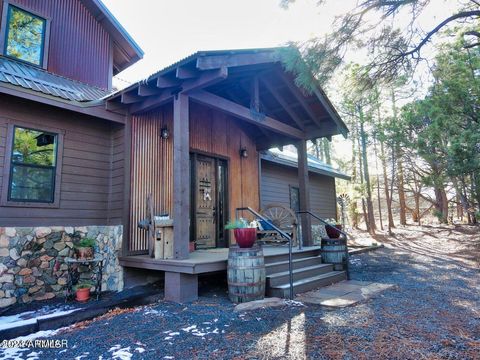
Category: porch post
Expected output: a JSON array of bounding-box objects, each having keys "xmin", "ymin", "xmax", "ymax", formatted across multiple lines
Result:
[
  {"xmin": 297, "ymin": 139, "xmax": 312, "ymax": 246},
  {"xmin": 173, "ymin": 93, "xmax": 190, "ymax": 260}
]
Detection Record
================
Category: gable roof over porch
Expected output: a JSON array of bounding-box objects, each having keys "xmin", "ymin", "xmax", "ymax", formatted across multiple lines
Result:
[{"xmin": 106, "ymin": 48, "xmax": 348, "ymax": 149}]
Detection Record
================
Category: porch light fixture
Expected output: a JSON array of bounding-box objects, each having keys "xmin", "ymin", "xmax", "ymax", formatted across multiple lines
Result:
[
  {"xmin": 240, "ymin": 147, "xmax": 248, "ymax": 158},
  {"xmin": 160, "ymin": 127, "xmax": 169, "ymax": 139}
]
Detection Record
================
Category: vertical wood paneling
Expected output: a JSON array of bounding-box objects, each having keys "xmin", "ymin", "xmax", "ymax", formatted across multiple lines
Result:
[
  {"xmin": 1, "ymin": 0, "xmax": 111, "ymax": 89},
  {"xmin": 129, "ymin": 106, "xmax": 173, "ymax": 252},
  {"xmin": 128, "ymin": 102, "xmax": 261, "ymax": 251}
]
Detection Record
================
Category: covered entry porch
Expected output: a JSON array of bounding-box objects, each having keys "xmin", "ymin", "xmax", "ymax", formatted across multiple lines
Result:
[{"xmin": 107, "ymin": 48, "xmax": 348, "ymax": 302}]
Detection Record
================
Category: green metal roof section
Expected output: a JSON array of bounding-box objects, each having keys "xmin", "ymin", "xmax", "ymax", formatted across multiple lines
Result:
[
  {"xmin": 0, "ymin": 56, "xmax": 111, "ymax": 102},
  {"xmin": 261, "ymin": 148, "xmax": 351, "ymax": 180}
]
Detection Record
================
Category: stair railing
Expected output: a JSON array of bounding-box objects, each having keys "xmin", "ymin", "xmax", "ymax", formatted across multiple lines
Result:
[
  {"xmin": 236, "ymin": 207, "xmax": 294, "ymax": 300},
  {"xmin": 296, "ymin": 210, "xmax": 350, "ymax": 279}
]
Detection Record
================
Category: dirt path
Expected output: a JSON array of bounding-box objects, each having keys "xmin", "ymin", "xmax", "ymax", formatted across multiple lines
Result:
[{"xmin": 1, "ymin": 225, "xmax": 478, "ymax": 359}]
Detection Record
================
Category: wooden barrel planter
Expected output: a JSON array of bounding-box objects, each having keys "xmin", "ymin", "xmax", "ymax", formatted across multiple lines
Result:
[
  {"xmin": 321, "ymin": 238, "xmax": 348, "ymax": 271},
  {"xmin": 227, "ymin": 245, "xmax": 266, "ymax": 303}
]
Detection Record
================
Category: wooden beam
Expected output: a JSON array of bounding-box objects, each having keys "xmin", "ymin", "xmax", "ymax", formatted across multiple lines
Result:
[
  {"xmin": 157, "ymin": 76, "xmax": 181, "ymax": 89},
  {"xmin": 132, "ymin": 68, "xmax": 228, "ymax": 114},
  {"xmin": 196, "ymin": 52, "xmax": 278, "ymax": 70},
  {"xmin": 173, "ymin": 93, "xmax": 190, "ymax": 260},
  {"xmin": 259, "ymin": 77, "xmax": 306, "ymax": 131},
  {"xmin": 130, "ymin": 90, "xmax": 172, "ymax": 114},
  {"xmin": 296, "ymin": 139, "xmax": 312, "ymax": 246},
  {"xmin": 105, "ymin": 100, "xmax": 127, "ymax": 114},
  {"xmin": 121, "ymin": 92, "xmax": 143, "ymax": 104},
  {"xmin": 188, "ymin": 90, "xmax": 304, "ymax": 139},
  {"xmin": 312, "ymin": 87, "xmax": 349, "ymax": 138},
  {"xmin": 277, "ymin": 71, "xmax": 323, "ymax": 128},
  {"xmin": 138, "ymin": 84, "xmax": 163, "ymax": 97},
  {"xmin": 121, "ymin": 110, "xmax": 132, "ymax": 256},
  {"xmin": 176, "ymin": 66, "xmax": 199, "ymax": 79}
]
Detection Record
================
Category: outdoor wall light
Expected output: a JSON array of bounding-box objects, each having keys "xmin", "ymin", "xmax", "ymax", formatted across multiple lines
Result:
[
  {"xmin": 240, "ymin": 147, "xmax": 248, "ymax": 158},
  {"xmin": 160, "ymin": 127, "xmax": 169, "ymax": 139}
]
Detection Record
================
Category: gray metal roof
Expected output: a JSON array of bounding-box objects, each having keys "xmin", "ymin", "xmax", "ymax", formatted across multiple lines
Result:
[
  {"xmin": 261, "ymin": 148, "xmax": 351, "ymax": 180},
  {"xmin": 0, "ymin": 56, "xmax": 111, "ymax": 102}
]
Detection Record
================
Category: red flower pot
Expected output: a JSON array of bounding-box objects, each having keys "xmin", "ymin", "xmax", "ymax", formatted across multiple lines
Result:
[
  {"xmin": 326, "ymin": 224, "xmax": 342, "ymax": 239},
  {"xmin": 234, "ymin": 228, "xmax": 257, "ymax": 248},
  {"xmin": 75, "ymin": 288, "xmax": 91, "ymax": 302}
]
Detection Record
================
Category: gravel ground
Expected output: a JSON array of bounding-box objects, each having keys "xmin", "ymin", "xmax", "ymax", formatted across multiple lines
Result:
[{"xmin": 1, "ymin": 225, "xmax": 479, "ymax": 360}]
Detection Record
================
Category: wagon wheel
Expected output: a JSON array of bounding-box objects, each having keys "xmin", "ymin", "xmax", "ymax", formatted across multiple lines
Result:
[
  {"xmin": 260, "ymin": 204, "xmax": 297, "ymax": 243},
  {"xmin": 146, "ymin": 193, "xmax": 155, "ymax": 258}
]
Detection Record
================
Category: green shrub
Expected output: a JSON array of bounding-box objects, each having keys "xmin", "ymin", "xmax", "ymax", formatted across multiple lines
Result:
[
  {"xmin": 74, "ymin": 237, "xmax": 95, "ymax": 248},
  {"xmin": 74, "ymin": 282, "xmax": 92, "ymax": 290},
  {"xmin": 225, "ymin": 219, "xmax": 248, "ymax": 230}
]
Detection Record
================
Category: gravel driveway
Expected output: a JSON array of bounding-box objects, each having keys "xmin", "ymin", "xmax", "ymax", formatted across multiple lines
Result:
[{"xmin": 1, "ymin": 225, "xmax": 479, "ymax": 359}]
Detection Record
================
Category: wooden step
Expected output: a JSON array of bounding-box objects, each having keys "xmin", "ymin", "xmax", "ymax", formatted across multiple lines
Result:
[
  {"xmin": 265, "ymin": 256, "xmax": 322, "ymax": 275},
  {"xmin": 263, "ymin": 248, "xmax": 321, "ymax": 265},
  {"xmin": 267, "ymin": 263, "xmax": 334, "ymax": 287},
  {"xmin": 266, "ymin": 271, "xmax": 347, "ymax": 298}
]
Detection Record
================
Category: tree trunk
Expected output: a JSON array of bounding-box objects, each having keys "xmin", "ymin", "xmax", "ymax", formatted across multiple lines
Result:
[
  {"xmin": 381, "ymin": 139, "xmax": 395, "ymax": 231},
  {"xmin": 391, "ymin": 89, "xmax": 407, "ymax": 226},
  {"xmin": 322, "ymin": 138, "xmax": 331, "ymax": 165},
  {"xmin": 357, "ymin": 134, "xmax": 369, "ymax": 232},
  {"xmin": 433, "ymin": 187, "xmax": 449, "ymax": 224},
  {"xmin": 359, "ymin": 106, "xmax": 376, "ymax": 234},
  {"xmin": 350, "ymin": 126, "xmax": 358, "ymax": 229},
  {"xmin": 373, "ymin": 137, "xmax": 384, "ymax": 230}
]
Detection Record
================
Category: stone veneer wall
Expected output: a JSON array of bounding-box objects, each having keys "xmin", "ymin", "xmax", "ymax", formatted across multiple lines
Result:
[{"xmin": 0, "ymin": 226, "xmax": 123, "ymax": 308}]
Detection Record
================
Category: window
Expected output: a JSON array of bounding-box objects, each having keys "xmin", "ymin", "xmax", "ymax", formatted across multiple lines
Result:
[
  {"xmin": 4, "ymin": 5, "xmax": 46, "ymax": 66},
  {"xmin": 8, "ymin": 126, "xmax": 57, "ymax": 203},
  {"xmin": 289, "ymin": 186, "xmax": 300, "ymax": 212}
]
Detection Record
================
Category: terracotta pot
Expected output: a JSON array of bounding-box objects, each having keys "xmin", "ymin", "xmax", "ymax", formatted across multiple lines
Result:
[
  {"xmin": 75, "ymin": 247, "xmax": 94, "ymax": 260},
  {"xmin": 75, "ymin": 287, "xmax": 90, "ymax": 302},
  {"xmin": 234, "ymin": 228, "xmax": 257, "ymax": 248},
  {"xmin": 326, "ymin": 224, "xmax": 342, "ymax": 239},
  {"xmin": 189, "ymin": 242, "xmax": 195, "ymax": 252}
]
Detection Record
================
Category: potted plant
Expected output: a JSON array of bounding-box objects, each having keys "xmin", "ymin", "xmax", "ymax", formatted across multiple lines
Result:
[
  {"xmin": 74, "ymin": 282, "xmax": 92, "ymax": 302},
  {"xmin": 225, "ymin": 219, "xmax": 257, "ymax": 248},
  {"xmin": 325, "ymin": 219, "xmax": 343, "ymax": 239},
  {"xmin": 74, "ymin": 237, "xmax": 95, "ymax": 260}
]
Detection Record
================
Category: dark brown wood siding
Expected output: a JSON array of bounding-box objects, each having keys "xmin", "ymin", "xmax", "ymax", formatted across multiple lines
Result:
[
  {"xmin": 260, "ymin": 161, "xmax": 337, "ymax": 219},
  {"xmin": 0, "ymin": 94, "xmax": 124, "ymax": 226},
  {"xmin": 0, "ymin": 0, "xmax": 111, "ymax": 89},
  {"xmin": 128, "ymin": 102, "xmax": 260, "ymax": 252}
]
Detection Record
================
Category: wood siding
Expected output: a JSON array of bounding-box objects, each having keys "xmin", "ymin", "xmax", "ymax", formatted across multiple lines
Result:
[
  {"xmin": 0, "ymin": 94, "xmax": 124, "ymax": 226},
  {"xmin": 129, "ymin": 102, "xmax": 260, "ymax": 252},
  {"xmin": 0, "ymin": 0, "xmax": 111, "ymax": 89},
  {"xmin": 260, "ymin": 161, "xmax": 337, "ymax": 219},
  {"xmin": 128, "ymin": 106, "xmax": 173, "ymax": 253}
]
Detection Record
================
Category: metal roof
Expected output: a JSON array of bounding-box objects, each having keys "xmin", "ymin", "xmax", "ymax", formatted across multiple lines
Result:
[
  {"xmin": 0, "ymin": 56, "xmax": 111, "ymax": 102},
  {"xmin": 261, "ymin": 148, "xmax": 351, "ymax": 180}
]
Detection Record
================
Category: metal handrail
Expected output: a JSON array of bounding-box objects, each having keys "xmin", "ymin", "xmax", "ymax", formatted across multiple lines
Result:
[
  {"xmin": 297, "ymin": 210, "xmax": 350, "ymax": 279},
  {"xmin": 235, "ymin": 207, "xmax": 294, "ymax": 300}
]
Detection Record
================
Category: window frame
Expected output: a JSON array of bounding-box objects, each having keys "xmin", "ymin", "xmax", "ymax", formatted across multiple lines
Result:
[
  {"xmin": 1, "ymin": 121, "xmax": 64, "ymax": 208},
  {"xmin": 289, "ymin": 185, "xmax": 300, "ymax": 213},
  {"xmin": 0, "ymin": 0, "xmax": 51, "ymax": 69}
]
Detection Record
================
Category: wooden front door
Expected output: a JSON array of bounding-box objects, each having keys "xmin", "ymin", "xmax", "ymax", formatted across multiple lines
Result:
[{"xmin": 191, "ymin": 154, "xmax": 228, "ymax": 249}]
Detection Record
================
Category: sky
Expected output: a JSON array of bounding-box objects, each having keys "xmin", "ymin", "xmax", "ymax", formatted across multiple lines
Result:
[
  {"xmin": 102, "ymin": 0, "xmax": 462, "ymax": 168},
  {"xmin": 102, "ymin": 0, "xmax": 354, "ymax": 87}
]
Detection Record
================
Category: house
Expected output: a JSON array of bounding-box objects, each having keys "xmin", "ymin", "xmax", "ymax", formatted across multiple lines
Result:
[
  {"xmin": 0, "ymin": 0, "xmax": 349, "ymax": 307},
  {"xmin": 260, "ymin": 148, "xmax": 350, "ymax": 221}
]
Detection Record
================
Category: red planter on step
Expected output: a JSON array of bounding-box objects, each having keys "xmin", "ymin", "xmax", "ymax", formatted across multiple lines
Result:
[
  {"xmin": 234, "ymin": 228, "xmax": 257, "ymax": 248},
  {"xmin": 326, "ymin": 224, "xmax": 342, "ymax": 239}
]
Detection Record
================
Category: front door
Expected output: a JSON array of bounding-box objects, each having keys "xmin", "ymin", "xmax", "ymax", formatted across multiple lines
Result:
[{"xmin": 191, "ymin": 154, "xmax": 228, "ymax": 249}]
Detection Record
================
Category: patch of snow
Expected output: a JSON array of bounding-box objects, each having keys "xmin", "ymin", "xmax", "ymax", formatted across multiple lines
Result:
[
  {"xmin": 36, "ymin": 309, "xmax": 80, "ymax": 320},
  {"xmin": 284, "ymin": 300, "xmax": 305, "ymax": 307},
  {"xmin": 75, "ymin": 353, "xmax": 89, "ymax": 360},
  {"xmin": 109, "ymin": 345, "xmax": 133, "ymax": 360},
  {"xmin": 0, "ymin": 318, "xmax": 37, "ymax": 331},
  {"xmin": 181, "ymin": 325, "xmax": 197, "ymax": 332},
  {"xmin": 135, "ymin": 347, "xmax": 145, "ymax": 353},
  {"xmin": 164, "ymin": 356, "xmax": 174, "ymax": 359},
  {"xmin": 0, "ymin": 347, "xmax": 29, "ymax": 360},
  {"xmin": 0, "ymin": 311, "xmax": 35, "ymax": 324}
]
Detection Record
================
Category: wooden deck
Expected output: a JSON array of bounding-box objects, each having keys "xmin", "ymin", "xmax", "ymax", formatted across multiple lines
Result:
[{"xmin": 119, "ymin": 246, "xmax": 321, "ymax": 275}]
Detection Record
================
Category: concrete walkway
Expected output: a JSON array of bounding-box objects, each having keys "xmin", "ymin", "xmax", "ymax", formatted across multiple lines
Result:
[{"xmin": 296, "ymin": 280, "xmax": 394, "ymax": 308}]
